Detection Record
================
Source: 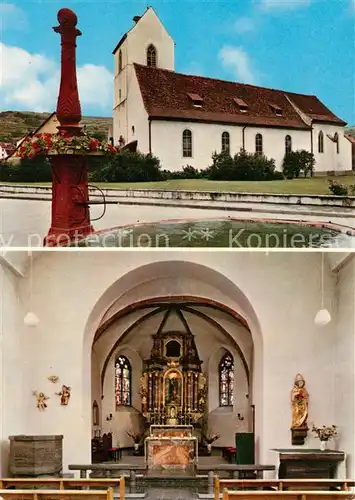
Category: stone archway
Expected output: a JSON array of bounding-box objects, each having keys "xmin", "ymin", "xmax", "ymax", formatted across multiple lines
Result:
[{"xmin": 82, "ymin": 260, "xmax": 264, "ymax": 460}]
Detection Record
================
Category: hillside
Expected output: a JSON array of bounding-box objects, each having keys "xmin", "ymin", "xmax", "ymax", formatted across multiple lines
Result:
[{"xmin": 0, "ymin": 111, "xmax": 112, "ymax": 142}]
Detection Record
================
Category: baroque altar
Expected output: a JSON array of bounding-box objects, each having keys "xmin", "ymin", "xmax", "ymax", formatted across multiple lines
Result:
[{"xmin": 140, "ymin": 330, "xmax": 207, "ymax": 425}]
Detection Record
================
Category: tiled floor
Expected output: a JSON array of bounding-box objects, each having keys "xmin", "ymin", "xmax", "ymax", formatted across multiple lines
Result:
[{"xmin": 144, "ymin": 487, "xmax": 197, "ymax": 499}]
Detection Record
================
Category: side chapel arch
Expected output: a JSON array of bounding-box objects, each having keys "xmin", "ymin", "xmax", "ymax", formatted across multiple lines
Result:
[{"xmin": 83, "ymin": 260, "xmax": 264, "ymax": 459}]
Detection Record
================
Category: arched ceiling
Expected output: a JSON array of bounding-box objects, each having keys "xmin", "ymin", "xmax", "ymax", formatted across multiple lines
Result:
[
  {"xmin": 92, "ymin": 298, "xmax": 254, "ymax": 389},
  {"xmin": 94, "ymin": 297, "xmax": 250, "ymax": 345}
]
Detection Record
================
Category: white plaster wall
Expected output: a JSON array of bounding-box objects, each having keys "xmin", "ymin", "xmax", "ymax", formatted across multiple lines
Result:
[
  {"xmin": 151, "ymin": 121, "xmax": 314, "ymax": 172},
  {"xmin": 333, "ymin": 260, "xmax": 355, "ymax": 476},
  {"xmin": 113, "ymin": 71, "xmax": 150, "ymax": 151},
  {"xmin": 244, "ymin": 127, "xmax": 310, "ymax": 171},
  {"xmin": 151, "ymin": 121, "xmax": 243, "ymax": 172},
  {"xmin": 0, "ymin": 252, "xmax": 351, "ymax": 476},
  {"xmin": 0, "ymin": 266, "xmax": 29, "ymax": 474},
  {"xmin": 312, "ymin": 123, "xmax": 352, "ymax": 173}
]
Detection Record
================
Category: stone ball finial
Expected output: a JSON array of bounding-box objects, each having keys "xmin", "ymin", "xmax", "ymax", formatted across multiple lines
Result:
[{"xmin": 57, "ymin": 8, "xmax": 78, "ymax": 26}]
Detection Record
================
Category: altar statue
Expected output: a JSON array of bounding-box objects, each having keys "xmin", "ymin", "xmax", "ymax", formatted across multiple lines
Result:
[
  {"xmin": 140, "ymin": 373, "xmax": 148, "ymax": 413},
  {"xmin": 291, "ymin": 373, "xmax": 309, "ymax": 428},
  {"xmin": 166, "ymin": 405, "xmax": 178, "ymax": 425},
  {"xmin": 167, "ymin": 375, "xmax": 181, "ymax": 404}
]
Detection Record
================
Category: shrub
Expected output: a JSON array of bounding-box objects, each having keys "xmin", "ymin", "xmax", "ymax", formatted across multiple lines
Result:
[
  {"xmin": 328, "ymin": 180, "xmax": 355, "ymax": 196},
  {"xmin": 89, "ymin": 151, "xmax": 163, "ymax": 182},
  {"xmin": 206, "ymin": 149, "xmax": 278, "ymax": 181},
  {"xmin": 282, "ymin": 150, "xmax": 315, "ymax": 179},
  {"xmin": 168, "ymin": 165, "xmax": 204, "ymax": 179}
]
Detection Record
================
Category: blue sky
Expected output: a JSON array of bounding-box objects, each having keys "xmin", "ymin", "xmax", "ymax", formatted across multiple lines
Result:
[{"xmin": 1, "ymin": 0, "xmax": 354, "ymax": 124}]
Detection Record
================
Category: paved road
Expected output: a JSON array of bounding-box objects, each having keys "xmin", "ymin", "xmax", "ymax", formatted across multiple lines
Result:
[{"xmin": 0, "ymin": 198, "xmax": 354, "ymax": 247}]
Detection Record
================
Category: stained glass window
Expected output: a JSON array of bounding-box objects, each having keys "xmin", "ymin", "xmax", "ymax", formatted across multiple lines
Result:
[
  {"xmin": 219, "ymin": 352, "xmax": 234, "ymax": 406},
  {"xmin": 115, "ymin": 356, "xmax": 131, "ymax": 407}
]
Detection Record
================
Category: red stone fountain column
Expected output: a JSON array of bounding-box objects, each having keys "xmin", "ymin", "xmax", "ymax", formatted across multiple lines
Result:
[{"xmin": 44, "ymin": 8, "xmax": 92, "ymax": 246}]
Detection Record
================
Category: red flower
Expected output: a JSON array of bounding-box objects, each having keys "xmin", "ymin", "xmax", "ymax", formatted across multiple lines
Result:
[{"xmin": 89, "ymin": 139, "xmax": 99, "ymax": 151}]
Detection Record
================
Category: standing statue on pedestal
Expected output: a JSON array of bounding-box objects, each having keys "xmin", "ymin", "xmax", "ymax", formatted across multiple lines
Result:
[
  {"xmin": 290, "ymin": 373, "xmax": 309, "ymax": 445},
  {"xmin": 140, "ymin": 373, "xmax": 148, "ymax": 413}
]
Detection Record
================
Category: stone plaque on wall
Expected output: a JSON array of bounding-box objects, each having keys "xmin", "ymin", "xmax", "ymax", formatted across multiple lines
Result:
[{"xmin": 9, "ymin": 435, "xmax": 63, "ymax": 477}]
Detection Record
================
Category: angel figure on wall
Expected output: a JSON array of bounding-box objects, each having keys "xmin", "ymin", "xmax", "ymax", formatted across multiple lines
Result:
[
  {"xmin": 291, "ymin": 373, "xmax": 309, "ymax": 428},
  {"xmin": 33, "ymin": 391, "xmax": 49, "ymax": 411},
  {"xmin": 57, "ymin": 385, "xmax": 71, "ymax": 405}
]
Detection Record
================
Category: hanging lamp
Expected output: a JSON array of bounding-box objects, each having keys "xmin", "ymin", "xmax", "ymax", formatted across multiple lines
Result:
[
  {"xmin": 314, "ymin": 252, "xmax": 331, "ymax": 327},
  {"xmin": 24, "ymin": 251, "xmax": 39, "ymax": 327}
]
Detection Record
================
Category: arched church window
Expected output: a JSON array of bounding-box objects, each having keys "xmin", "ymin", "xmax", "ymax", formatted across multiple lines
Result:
[
  {"xmin": 166, "ymin": 340, "xmax": 181, "ymax": 358},
  {"xmin": 118, "ymin": 50, "xmax": 123, "ymax": 72},
  {"xmin": 318, "ymin": 131, "xmax": 324, "ymax": 153},
  {"xmin": 147, "ymin": 44, "xmax": 157, "ymax": 67},
  {"xmin": 92, "ymin": 400, "xmax": 99, "ymax": 426},
  {"xmin": 255, "ymin": 133, "xmax": 263, "ymax": 155},
  {"xmin": 285, "ymin": 135, "xmax": 292, "ymax": 154},
  {"xmin": 334, "ymin": 132, "xmax": 339, "ymax": 154},
  {"xmin": 219, "ymin": 352, "xmax": 234, "ymax": 406},
  {"xmin": 222, "ymin": 132, "xmax": 230, "ymax": 154},
  {"xmin": 182, "ymin": 129, "xmax": 192, "ymax": 157},
  {"xmin": 115, "ymin": 355, "xmax": 131, "ymax": 407}
]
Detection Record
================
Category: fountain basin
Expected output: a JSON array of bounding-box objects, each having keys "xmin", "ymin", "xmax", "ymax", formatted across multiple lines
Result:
[{"xmin": 76, "ymin": 218, "xmax": 354, "ymax": 248}]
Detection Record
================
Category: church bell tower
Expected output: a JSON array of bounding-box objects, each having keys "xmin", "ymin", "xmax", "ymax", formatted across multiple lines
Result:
[{"xmin": 112, "ymin": 7, "xmax": 175, "ymax": 147}]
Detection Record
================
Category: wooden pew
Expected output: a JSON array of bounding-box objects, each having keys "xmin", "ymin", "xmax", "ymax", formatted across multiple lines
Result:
[
  {"xmin": 0, "ymin": 489, "xmax": 114, "ymax": 500},
  {"xmin": 214, "ymin": 479, "xmax": 355, "ymax": 499},
  {"xmin": 0, "ymin": 478, "xmax": 125, "ymax": 500},
  {"xmin": 222, "ymin": 490, "xmax": 354, "ymax": 500}
]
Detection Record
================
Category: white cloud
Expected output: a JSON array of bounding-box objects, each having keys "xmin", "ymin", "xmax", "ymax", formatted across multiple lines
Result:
[
  {"xmin": 219, "ymin": 46, "xmax": 257, "ymax": 84},
  {"xmin": 0, "ymin": 43, "xmax": 113, "ymax": 113},
  {"xmin": 0, "ymin": 3, "xmax": 28, "ymax": 31},
  {"xmin": 259, "ymin": 0, "xmax": 311, "ymax": 10},
  {"xmin": 234, "ymin": 17, "xmax": 255, "ymax": 34}
]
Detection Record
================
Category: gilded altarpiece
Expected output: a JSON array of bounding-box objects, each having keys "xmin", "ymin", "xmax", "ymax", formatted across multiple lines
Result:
[
  {"xmin": 140, "ymin": 331, "xmax": 207, "ymax": 425},
  {"xmin": 140, "ymin": 331, "xmax": 207, "ymax": 471}
]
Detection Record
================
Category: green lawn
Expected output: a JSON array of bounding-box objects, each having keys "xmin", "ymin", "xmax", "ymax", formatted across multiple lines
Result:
[{"xmin": 3, "ymin": 175, "xmax": 355, "ymax": 195}]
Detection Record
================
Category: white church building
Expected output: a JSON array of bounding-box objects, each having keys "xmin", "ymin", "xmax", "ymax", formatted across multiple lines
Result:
[
  {"xmin": 0, "ymin": 250, "xmax": 354, "ymax": 476},
  {"xmin": 112, "ymin": 8, "xmax": 352, "ymax": 173}
]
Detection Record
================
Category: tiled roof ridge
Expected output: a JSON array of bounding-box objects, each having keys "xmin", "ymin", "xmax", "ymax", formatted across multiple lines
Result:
[{"xmin": 133, "ymin": 63, "xmax": 317, "ymax": 99}]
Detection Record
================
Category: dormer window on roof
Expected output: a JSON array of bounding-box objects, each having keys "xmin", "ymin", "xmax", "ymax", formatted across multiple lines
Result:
[
  {"xmin": 270, "ymin": 103, "xmax": 283, "ymax": 116},
  {"xmin": 233, "ymin": 97, "xmax": 249, "ymax": 112},
  {"xmin": 187, "ymin": 92, "xmax": 203, "ymax": 107}
]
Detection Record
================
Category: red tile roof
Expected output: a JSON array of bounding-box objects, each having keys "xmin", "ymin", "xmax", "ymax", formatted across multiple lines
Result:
[
  {"xmin": 0, "ymin": 142, "xmax": 15, "ymax": 154},
  {"xmin": 284, "ymin": 92, "xmax": 346, "ymax": 125},
  {"xmin": 345, "ymin": 134, "xmax": 355, "ymax": 144},
  {"xmin": 134, "ymin": 64, "xmax": 346, "ymax": 129}
]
